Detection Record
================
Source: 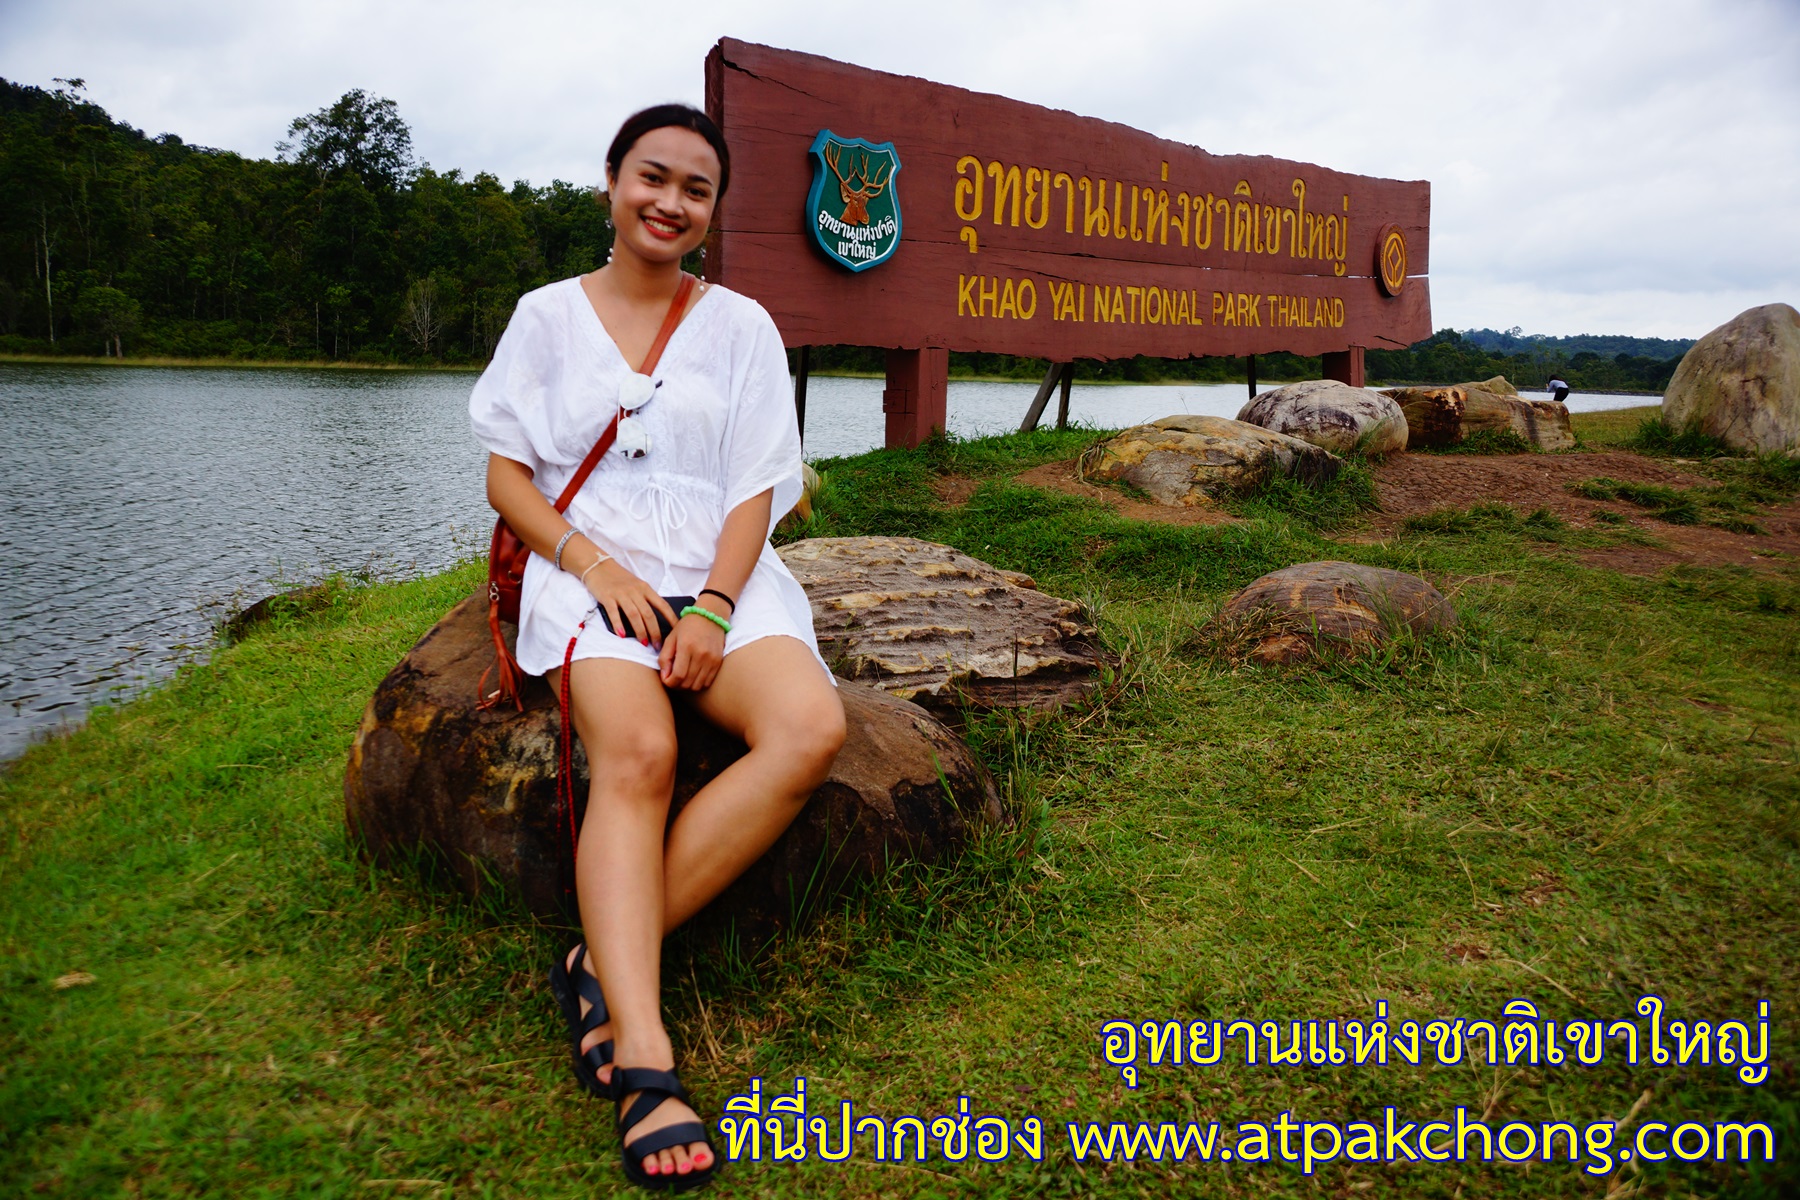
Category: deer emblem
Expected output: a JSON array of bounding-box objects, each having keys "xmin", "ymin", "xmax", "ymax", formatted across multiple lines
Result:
[{"xmin": 823, "ymin": 144, "xmax": 892, "ymax": 226}]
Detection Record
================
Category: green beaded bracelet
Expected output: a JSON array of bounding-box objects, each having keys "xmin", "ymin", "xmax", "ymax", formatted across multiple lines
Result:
[{"xmin": 680, "ymin": 604, "xmax": 732, "ymax": 634}]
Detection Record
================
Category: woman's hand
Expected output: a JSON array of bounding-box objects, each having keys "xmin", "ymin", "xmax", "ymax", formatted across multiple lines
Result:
[
  {"xmin": 584, "ymin": 558, "xmax": 677, "ymax": 649},
  {"xmin": 659, "ymin": 613, "xmax": 726, "ymax": 690}
]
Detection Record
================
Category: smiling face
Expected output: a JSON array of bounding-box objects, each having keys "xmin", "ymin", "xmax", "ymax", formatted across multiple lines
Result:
[{"xmin": 606, "ymin": 125, "xmax": 721, "ymax": 268}]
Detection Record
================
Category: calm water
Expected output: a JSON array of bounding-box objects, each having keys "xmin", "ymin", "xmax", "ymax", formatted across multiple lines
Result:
[{"xmin": 0, "ymin": 362, "xmax": 1657, "ymax": 761}]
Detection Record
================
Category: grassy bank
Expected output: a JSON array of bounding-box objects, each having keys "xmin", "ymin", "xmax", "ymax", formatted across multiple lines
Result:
[{"xmin": 3, "ymin": 416, "xmax": 1794, "ymax": 1198}]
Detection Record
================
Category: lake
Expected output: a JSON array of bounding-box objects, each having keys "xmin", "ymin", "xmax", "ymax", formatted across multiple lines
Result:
[{"xmin": 0, "ymin": 362, "xmax": 1657, "ymax": 761}]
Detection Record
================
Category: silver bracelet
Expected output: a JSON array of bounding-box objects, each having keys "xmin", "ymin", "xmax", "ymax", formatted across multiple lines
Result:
[
  {"xmin": 553, "ymin": 528, "xmax": 578, "ymax": 571},
  {"xmin": 579, "ymin": 553, "xmax": 612, "ymax": 586}
]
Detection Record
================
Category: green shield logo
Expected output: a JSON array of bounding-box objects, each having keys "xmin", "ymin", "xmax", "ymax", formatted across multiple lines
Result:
[{"xmin": 806, "ymin": 130, "xmax": 902, "ymax": 273}]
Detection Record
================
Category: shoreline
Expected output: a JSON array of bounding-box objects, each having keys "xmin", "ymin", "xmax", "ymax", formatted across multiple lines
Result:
[{"xmin": 0, "ymin": 356, "xmax": 1669, "ymax": 396}]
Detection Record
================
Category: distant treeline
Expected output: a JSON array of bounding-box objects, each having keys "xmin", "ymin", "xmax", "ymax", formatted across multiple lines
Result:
[
  {"xmin": 1, "ymin": 79, "xmax": 617, "ymax": 363},
  {"xmin": 1458, "ymin": 326, "xmax": 1694, "ymax": 360},
  {"xmin": 0, "ymin": 79, "xmax": 1685, "ymax": 394}
]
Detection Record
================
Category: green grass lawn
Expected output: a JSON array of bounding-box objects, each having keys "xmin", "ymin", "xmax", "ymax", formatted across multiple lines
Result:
[{"xmin": 4, "ymin": 415, "xmax": 1795, "ymax": 1198}]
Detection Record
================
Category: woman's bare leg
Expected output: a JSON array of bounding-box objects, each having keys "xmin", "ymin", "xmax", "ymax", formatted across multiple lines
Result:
[
  {"xmin": 662, "ymin": 637, "xmax": 846, "ymax": 929},
  {"xmin": 558, "ymin": 658, "xmax": 713, "ymax": 1180}
]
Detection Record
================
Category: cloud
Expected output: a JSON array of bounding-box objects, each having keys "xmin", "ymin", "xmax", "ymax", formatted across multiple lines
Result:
[{"xmin": 3, "ymin": 0, "xmax": 1795, "ymax": 336}]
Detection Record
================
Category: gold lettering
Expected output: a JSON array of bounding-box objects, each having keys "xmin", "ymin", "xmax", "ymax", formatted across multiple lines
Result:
[
  {"xmin": 1333, "ymin": 296, "xmax": 1345, "ymax": 325},
  {"xmin": 1212, "ymin": 291, "xmax": 1227, "ymax": 324},
  {"xmin": 1079, "ymin": 177, "xmax": 1109, "ymax": 237},
  {"xmin": 998, "ymin": 278, "xmax": 1019, "ymax": 319},
  {"xmin": 955, "ymin": 156, "xmax": 984, "ymax": 222},
  {"xmin": 1023, "ymin": 168, "xmax": 1050, "ymax": 230},
  {"xmin": 1161, "ymin": 160, "xmax": 1169, "ymax": 181},
  {"xmin": 1176, "ymin": 289, "xmax": 1191, "ymax": 325},
  {"xmin": 1262, "ymin": 204, "xmax": 1282, "ymax": 256},
  {"xmin": 1173, "ymin": 192, "xmax": 1191, "ymax": 248},
  {"xmin": 1129, "ymin": 186, "xmax": 1142, "ymax": 242},
  {"xmin": 1112, "ymin": 181, "xmax": 1127, "ymax": 240},
  {"xmin": 1017, "ymin": 278, "xmax": 1038, "ymax": 320},
  {"xmin": 988, "ymin": 161, "xmax": 1021, "ymax": 227},
  {"xmin": 958, "ymin": 274, "xmax": 978, "ymax": 317},
  {"xmin": 1079, "ymin": 282, "xmax": 1086, "ymax": 321},
  {"xmin": 979, "ymin": 275, "xmax": 999, "ymax": 318},
  {"xmin": 1125, "ymin": 285, "xmax": 1143, "ymax": 322},
  {"xmin": 1290, "ymin": 179, "xmax": 1307, "ymax": 257},
  {"xmin": 960, "ymin": 226, "xmax": 978, "ymax": 254},
  {"xmin": 1146, "ymin": 189, "xmax": 1169, "ymax": 246},
  {"xmin": 1053, "ymin": 172, "xmax": 1074, "ymax": 233},
  {"xmin": 1092, "ymin": 284, "xmax": 1111, "ymax": 323},
  {"xmin": 1144, "ymin": 286, "xmax": 1161, "ymax": 324},
  {"xmin": 1110, "ymin": 287, "xmax": 1126, "ymax": 322}
]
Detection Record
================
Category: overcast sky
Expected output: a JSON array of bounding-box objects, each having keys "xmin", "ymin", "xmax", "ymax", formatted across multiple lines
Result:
[{"xmin": 5, "ymin": 0, "xmax": 1796, "ymax": 339}]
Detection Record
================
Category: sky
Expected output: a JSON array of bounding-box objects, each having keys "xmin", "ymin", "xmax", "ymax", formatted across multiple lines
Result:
[{"xmin": 4, "ymin": 0, "xmax": 1797, "ymax": 340}]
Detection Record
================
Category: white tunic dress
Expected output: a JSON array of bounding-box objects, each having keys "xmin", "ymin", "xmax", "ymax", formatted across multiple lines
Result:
[{"xmin": 468, "ymin": 277, "xmax": 830, "ymax": 681}]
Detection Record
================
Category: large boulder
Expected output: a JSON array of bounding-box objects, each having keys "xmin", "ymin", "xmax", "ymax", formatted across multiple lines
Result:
[
  {"xmin": 1662, "ymin": 303, "xmax": 1800, "ymax": 453},
  {"xmin": 1209, "ymin": 561, "xmax": 1457, "ymax": 664},
  {"xmin": 343, "ymin": 595, "xmax": 1001, "ymax": 934},
  {"xmin": 1076, "ymin": 415, "xmax": 1340, "ymax": 505},
  {"xmin": 1381, "ymin": 379, "xmax": 1574, "ymax": 452},
  {"xmin": 778, "ymin": 536, "xmax": 1104, "ymax": 716},
  {"xmin": 1237, "ymin": 379, "xmax": 1408, "ymax": 457}
]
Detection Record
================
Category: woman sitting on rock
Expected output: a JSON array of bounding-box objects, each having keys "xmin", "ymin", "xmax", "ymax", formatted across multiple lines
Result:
[{"xmin": 469, "ymin": 103, "xmax": 845, "ymax": 1191}]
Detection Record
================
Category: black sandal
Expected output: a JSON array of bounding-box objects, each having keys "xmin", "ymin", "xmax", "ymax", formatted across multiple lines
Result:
[
  {"xmin": 547, "ymin": 943, "xmax": 613, "ymax": 1098},
  {"xmin": 611, "ymin": 1065, "xmax": 719, "ymax": 1192}
]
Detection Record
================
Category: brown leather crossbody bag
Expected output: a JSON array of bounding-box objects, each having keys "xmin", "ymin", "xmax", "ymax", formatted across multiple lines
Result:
[{"xmin": 482, "ymin": 273, "xmax": 697, "ymax": 709}]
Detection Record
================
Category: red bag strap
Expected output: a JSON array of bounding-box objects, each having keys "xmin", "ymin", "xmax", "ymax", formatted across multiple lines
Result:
[{"xmin": 550, "ymin": 273, "xmax": 698, "ymax": 515}]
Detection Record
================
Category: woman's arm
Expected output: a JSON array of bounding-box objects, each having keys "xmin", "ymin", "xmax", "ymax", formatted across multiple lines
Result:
[
  {"xmin": 658, "ymin": 487, "xmax": 773, "ymax": 690},
  {"xmin": 486, "ymin": 453, "xmax": 676, "ymax": 647}
]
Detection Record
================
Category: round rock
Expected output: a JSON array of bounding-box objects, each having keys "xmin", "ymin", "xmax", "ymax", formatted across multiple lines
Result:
[
  {"xmin": 1237, "ymin": 379, "xmax": 1409, "ymax": 456},
  {"xmin": 343, "ymin": 594, "xmax": 1002, "ymax": 936},
  {"xmin": 1077, "ymin": 415, "xmax": 1340, "ymax": 505},
  {"xmin": 778, "ymin": 536, "xmax": 1104, "ymax": 716},
  {"xmin": 1663, "ymin": 303, "xmax": 1800, "ymax": 454},
  {"xmin": 1214, "ymin": 561, "xmax": 1457, "ymax": 664}
]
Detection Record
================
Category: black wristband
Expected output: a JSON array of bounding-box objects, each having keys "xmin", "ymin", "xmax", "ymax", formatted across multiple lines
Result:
[{"xmin": 699, "ymin": 587, "xmax": 737, "ymax": 612}]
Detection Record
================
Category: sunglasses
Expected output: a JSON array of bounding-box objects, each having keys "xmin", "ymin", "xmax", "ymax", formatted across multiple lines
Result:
[{"xmin": 616, "ymin": 374, "xmax": 660, "ymax": 459}]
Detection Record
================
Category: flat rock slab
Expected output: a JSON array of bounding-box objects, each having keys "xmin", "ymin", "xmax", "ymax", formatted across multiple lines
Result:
[
  {"xmin": 1214, "ymin": 560, "xmax": 1457, "ymax": 664},
  {"xmin": 1238, "ymin": 379, "xmax": 1408, "ymax": 456},
  {"xmin": 344, "ymin": 594, "xmax": 1001, "ymax": 935},
  {"xmin": 778, "ymin": 536, "xmax": 1104, "ymax": 716},
  {"xmin": 1663, "ymin": 302, "xmax": 1800, "ymax": 454},
  {"xmin": 1077, "ymin": 414, "xmax": 1340, "ymax": 505},
  {"xmin": 1381, "ymin": 380, "xmax": 1574, "ymax": 452}
]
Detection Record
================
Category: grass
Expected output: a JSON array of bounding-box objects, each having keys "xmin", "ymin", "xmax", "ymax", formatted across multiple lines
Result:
[{"xmin": 4, "ymin": 430, "xmax": 1797, "ymax": 1198}]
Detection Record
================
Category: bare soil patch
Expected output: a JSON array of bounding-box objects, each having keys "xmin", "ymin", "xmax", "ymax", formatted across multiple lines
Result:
[
  {"xmin": 1369, "ymin": 451, "xmax": 1800, "ymax": 574},
  {"xmin": 1006, "ymin": 450, "xmax": 1798, "ymax": 575},
  {"xmin": 1011, "ymin": 460, "xmax": 1240, "ymax": 526},
  {"xmin": 930, "ymin": 475, "xmax": 981, "ymax": 506}
]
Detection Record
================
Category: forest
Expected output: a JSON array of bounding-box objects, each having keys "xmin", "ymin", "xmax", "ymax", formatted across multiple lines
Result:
[{"xmin": 0, "ymin": 78, "xmax": 1685, "ymax": 392}]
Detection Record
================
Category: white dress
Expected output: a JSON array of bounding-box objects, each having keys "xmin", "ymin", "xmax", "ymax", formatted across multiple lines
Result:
[{"xmin": 468, "ymin": 276, "xmax": 831, "ymax": 682}]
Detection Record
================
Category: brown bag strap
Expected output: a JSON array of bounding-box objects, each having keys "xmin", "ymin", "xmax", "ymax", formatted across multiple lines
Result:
[{"xmin": 551, "ymin": 273, "xmax": 698, "ymax": 515}]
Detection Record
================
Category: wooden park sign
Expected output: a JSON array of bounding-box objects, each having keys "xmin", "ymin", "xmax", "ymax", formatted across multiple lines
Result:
[{"xmin": 704, "ymin": 39, "xmax": 1431, "ymax": 448}]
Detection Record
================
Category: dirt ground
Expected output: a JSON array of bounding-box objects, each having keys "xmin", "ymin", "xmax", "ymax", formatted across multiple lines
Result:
[{"xmin": 994, "ymin": 451, "xmax": 1800, "ymax": 576}]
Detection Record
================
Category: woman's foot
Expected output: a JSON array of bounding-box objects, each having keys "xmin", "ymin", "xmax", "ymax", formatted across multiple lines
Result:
[
  {"xmin": 612, "ymin": 1064, "xmax": 717, "ymax": 1186},
  {"xmin": 567, "ymin": 945, "xmax": 615, "ymax": 1088},
  {"xmin": 549, "ymin": 944, "xmax": 614, "ymax": 1094}
]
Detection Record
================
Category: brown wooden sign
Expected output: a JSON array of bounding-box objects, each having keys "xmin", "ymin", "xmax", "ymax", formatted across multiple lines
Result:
[{"xmin": 704, "ymin": 38, "xmax": 1432, "ymax": 445}]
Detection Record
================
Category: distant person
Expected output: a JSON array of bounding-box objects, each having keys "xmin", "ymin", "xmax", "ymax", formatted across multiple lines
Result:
[{"xmin": 1547, "ymin": 375, "xmax": 1571, "ymax": 404}]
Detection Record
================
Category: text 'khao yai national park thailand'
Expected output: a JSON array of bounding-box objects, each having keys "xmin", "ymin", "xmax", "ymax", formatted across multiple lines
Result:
[{"xmin": 2, "ymin": 5, "xmax": 1796, "ymax": 1198}]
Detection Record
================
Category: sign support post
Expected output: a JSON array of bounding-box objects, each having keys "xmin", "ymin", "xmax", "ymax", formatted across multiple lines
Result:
[
  {"xmin": 1323, "ymin": 347, "xmax": 1367, "ymax": 388},
  {"xmin": 883, "ymin": 348, "xmax": 948, "ymax": 448}
]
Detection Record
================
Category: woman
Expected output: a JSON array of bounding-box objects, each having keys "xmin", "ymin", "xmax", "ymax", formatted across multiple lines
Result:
[{"xmin": 469, "ymin": 104, "xmax": 846, "ymax": 1191}]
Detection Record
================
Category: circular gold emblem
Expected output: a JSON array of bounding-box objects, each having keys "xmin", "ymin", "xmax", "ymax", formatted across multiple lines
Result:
[{"xmin": 1376, "ymin": 224, "xmax": 1407, "ymax": 297}]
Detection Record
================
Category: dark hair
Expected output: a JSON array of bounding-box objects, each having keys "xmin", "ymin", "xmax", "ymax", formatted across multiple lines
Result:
[{"xmin": 605, "ymin": 104, "xmax": 731, "ymax": 201}]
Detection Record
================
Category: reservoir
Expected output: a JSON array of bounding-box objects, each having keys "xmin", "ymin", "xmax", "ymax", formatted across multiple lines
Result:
[{"xmin": 0, "ymin": 363, "xmax": 1655, "ymax": 760}]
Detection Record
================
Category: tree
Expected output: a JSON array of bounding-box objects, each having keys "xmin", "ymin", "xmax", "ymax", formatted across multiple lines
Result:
[
  {"xmin": 398, "ymin": 276, "xmax": 445, "ymax": 356},
  {"xmin": 72, "ymin": 284, "xmax": 140, "ymax": 355},
  {"xmin": 279, "ymin": 89, "xmax": 415, "ymax": 192}
]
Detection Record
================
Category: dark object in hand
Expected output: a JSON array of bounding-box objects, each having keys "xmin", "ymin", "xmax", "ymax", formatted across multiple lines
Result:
[{"xmin": 598, "ymin": 595, "xmax": 695, "ymax": 641}]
